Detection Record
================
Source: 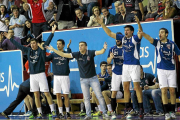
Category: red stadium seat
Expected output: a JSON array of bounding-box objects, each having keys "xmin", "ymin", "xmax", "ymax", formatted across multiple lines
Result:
[{"xmin": 145, "ymin": 18, "xmax": 154, "ymax": 21}]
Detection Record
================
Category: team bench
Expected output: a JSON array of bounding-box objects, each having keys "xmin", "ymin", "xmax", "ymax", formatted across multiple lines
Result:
[{"xmin": 51, "ymin": 99, "xmax": 180, "ymax": 114}]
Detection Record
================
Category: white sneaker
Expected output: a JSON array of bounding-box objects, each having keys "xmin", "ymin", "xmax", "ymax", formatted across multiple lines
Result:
[
  {"xmin": 165, "ymin": 113, "xmax": 171, "ymax": 120},
  {"xmin": 24, "ymin": 111, "xmax": 32, "ymax": 116},
  {"xmin": 170, "ymin": 112, "xmax": 176, "ymax": 119},
  {"xmin": 111, "ymin": 112, "xmax": 116, "ymax": 119},
  {"xmin": 84, "ymin": 116, "xmax": 92, "ymax": 120},
  {"xmin": 126, "ymin": 114, "xmax": 132, "ymax": 119},
  {"xmin": 103, "ymin": 114, "xmax": 109, "ymax": 119}
]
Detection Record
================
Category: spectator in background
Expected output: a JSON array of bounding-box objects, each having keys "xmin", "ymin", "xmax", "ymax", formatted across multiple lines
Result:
[
  {"xmin": 0, "ymin": 30, "xmax": 21, "ymax": 50},
  {"xmin": 5, "ymin": 18, "xmax": 9, "ymax": 29},
  {"xmin": 22, "ymin": 3, "xmax": 32, "ymax": 20},
  {"xmin": 163, "ymin": 0, "xmax": 177, "ymax": 19},
  {"xmin": 43, "ymin": 0, "xmax": 53, "ymax": 10},
  {"xmin": 48, "ymin": 11, "xmax": 58, "ymax": 29},
  {"xmin": 101, "ymin": 7, "xmax": 114, "ymax": 25},
  {"xmin": 7, "ymin": 0, "xmax": 15, "ymax": 12},
  {"xmin": 9, "ymin": 7, "xmax": 27, "ymax": 39},
  {"xmin": 155, "ymin": 0, "xmax": 165, "ymax": 20},
  {"xmin": 87, "ymin": 6, "xmax": 103, "ymax": 27},
  {"xmin": 0, "ymin": 0, "xmax": 8, "ymax": 8},
  {"xmin": 146, "ymin": 0, "xmax": 159, "ymax": 19},
  {"xmin": 74, "ymin": 8, "xmax": 89, "ymax": 27},
  {"xmin": 77, "ymin": 0, "xmax": 98, "ymax": 17},
  {"xmin": 22, "ymin": 20, "xmax": 34, "ymax": 45},
  {"xmin": 123, "ymin": 0, "xmax": 144, "ymax": 22},
  {"xmin": 135, "ymin": 0, "xmax": 145, "ymax": 21},
  {"xmin": 113, "ymin": 1, "xmax": 121, "ymax": 24},
  {"xmin": 173, "ymin": 0, "xmax": 180, "ymax": 15},
  {"xmin": 14, "ymin": 0, "xmax": 23, "ymax": 8},
  {"xmin": 45, "ymin": 2, "xmax": 56, "ymax": 22},
  {"xmin": 0, "ymin": 5, "xmax": 9, "ymax": 33},
  {"xmin": 118, "ymin": 3, "xmax": 126, "ymax": 23},
  {"xmin": 9, "ymin": 5, "xmax": 16, "ymax": 18},
  {"xmin": 53, "ymin": 0, "xmax": 75, "ymax": 30},
  {"xmin": 23, "ymin": 0, "xmax": 49, "ymax": 42}
]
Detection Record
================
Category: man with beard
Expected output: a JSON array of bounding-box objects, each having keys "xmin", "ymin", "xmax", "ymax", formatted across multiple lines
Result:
[{"xmin": 107, "ymin": 32, "xmax": 124, "ymax": 119}]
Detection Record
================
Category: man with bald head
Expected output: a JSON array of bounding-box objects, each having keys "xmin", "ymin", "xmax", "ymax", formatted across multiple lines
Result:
[{"xmin": 0, "ymin": 30, "xmax": 21, "ymax": 50}]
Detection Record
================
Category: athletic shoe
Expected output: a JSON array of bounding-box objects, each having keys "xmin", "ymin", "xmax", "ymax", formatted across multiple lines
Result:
[
  {"xmin": 37, "ymin": 113, "xmax": 43, "ymax": 119},
  {"xmin": 153, "ymin": 112, "xmax": 164, "ymax": 117},
  {"xmin": 76, "ymin": 111, "xmax": 86, "ymax": 116},
  {"xmin": 48, "ymin": 111, "xmax": 57, "ymax": 118},
  {"xmin": 170, "ymin": 112, "xmax": 176, "ymax": 119},
  {"xmin": 107, "ymin": 111, "xmax": 112, "ymax": 116},
  {"xmin": 29, "ymin": 114, "xmax": 35, "ymax": 119},
  {"xmin": 84, "ymin": 116, "xmax": 92, "ymax": 120},
  {"xmin": 139, "ymin": 108, "xmax": 144, "ymax": 119},
  {"xmin": 66, "ymin": 112, "xmax": 71, "ymax": 119},
  {"xmin": 121, "ymin": 108, "xmax": 133, "ymax": 119},
  {"xmin": 1, "ymin": 112, "xmax": 9, "ymax": 119},
  {"xmin": 103, "ymin": 113, "xmax": 109, "ymax": 119},
  {"xmin": 92, "ymin": 111, "xmax": 102, "ymax": 117},
  {"xmin": 58, "ymin": 113, "xmax": 64, "ymax": 119},
  {"xmin": 131, "ymin": 111, "xmax": 139, "ymax": 116},
  {"xmin": 111, "ymin": 111, "xmax": 116, "ymax": 119},
  {"xmin": 165, "ymin": 113, "xmax": 171, "ymax": 120},
  {"xmin": 144, "ymin": 112, "xmax": 153, "ymax": 117},
  {"xmin": 24, "ymin": 110, "xmax": 32, "ymax": 116}
]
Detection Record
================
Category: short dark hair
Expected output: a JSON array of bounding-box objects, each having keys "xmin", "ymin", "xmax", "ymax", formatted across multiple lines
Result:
[
  {"xmin": 75, "ymin": 8, "xmax": 82, "ymax": 12},
  {"xmin": 160, "ymin": 28, "xmax": 169, "ymax": 34},
  {"xmin": 30, "ymin": 38, "xmax": 38, "ymax": 43},
  {"xmin": 12, "ymin": 6, "xmax": 19, "ymax": 12},
  {"xmin": 116, "ymin": 32, "xmax": 123, "ymax": 35},
  {"xmin": 79, "ymin": 41, "xmax": 87, "ymax": 46},
  {"xmin": 57, "ymin": 39, "xmax": 65, "ymax": 45},
  {"xmin": 101, "ymin": 7, "xmax": 109, "ymax": 11},
  {"xmin": 124, "ymin": 25, "xmax": 134, "ymax": 32},
  {"xmin": 107, "ymin": 64, "xmax": 112, "ymax": 67},
  {"xmin": 140, "ymin": 65, "xmax": 143, "ymax": 69},
  {"xmin": 53, "ymin": 11, "xmax": 57, "ymax": 14},
  {"xmin": 100, "ymin": 61, "xmax": 107, "ymax": 67}
]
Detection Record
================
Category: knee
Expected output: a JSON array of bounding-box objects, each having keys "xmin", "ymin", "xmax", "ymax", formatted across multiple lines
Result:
[
  {"xmin": 161, "ymin": 89, "xmax": 167, "ymax": 95},
  {"xmin": 56, "ymin": 93, "xmax": 61, "ymax": 98},
  {"xmin": 44, "ymin": 92, "xmax": 51, "ymax": 97},
  {"xmin": 102, "ymin": 91, "xmax": 105, "ymax": 96},
  {"xmin": 169, "ymin": 88, "xmax": 176, "ymax": 95},
  {"xmin": 64, "ymin": 94, "xmax": 69, "ymax": 99}
]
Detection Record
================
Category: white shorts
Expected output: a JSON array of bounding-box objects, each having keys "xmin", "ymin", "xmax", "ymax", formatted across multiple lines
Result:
[
  {"xmin": 122, "ymin": 65, "xmax": 140, "ymax": 82},
  {"xmin": 53, "ymin": 75, "xmax": 70, "ymax": 94},
  {"xmin": 111, "ymin": 72, "xmax": 122, "ymax": 91},
  {"xmin": 30, "ymin": 72, "xmax": 49, "ymax": 92},
  {"xmin": 157, "ymin": 69, "xmax": 177, "ymax": 89}
]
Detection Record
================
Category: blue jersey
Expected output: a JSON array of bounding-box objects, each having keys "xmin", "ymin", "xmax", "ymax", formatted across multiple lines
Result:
[
  {"xmin": 116, "ymin": 34, "xmax": 141, "ymax": 65},
  {"xmin": 152, "ymin": 39, "xmax": 180, "ymax": 70},
  {"xmin": 108, "ymin": 45, "xmax": 123, "ymax": 75},
  {"xmin": 97, "ymin": 72, "xmax": 109, "ymax": 86}
]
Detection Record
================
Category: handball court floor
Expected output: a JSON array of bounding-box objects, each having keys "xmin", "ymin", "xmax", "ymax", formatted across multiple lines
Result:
[{"xmin": 1, "ymin": 114, "xmax": 180, "ymax": 120}]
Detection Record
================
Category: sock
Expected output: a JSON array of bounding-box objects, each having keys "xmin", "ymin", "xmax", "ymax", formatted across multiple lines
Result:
[
  {"xmin": 91, "ymin": 103, "xmax": 96, "ymax": 112},
  {"xmin": 37, "ymin": 107, "xmax": 42, "ymax": 114},
  {"xmin": 139, "ymin": 103, "xmax": 143, "ymax": 109},
  {"xmin": 125, "ymin": 103, "xmax": 129, "ymax": 109},
  {"xmin": 163, "ymin": 104, "xmax": 169, "ymax": 113},
  {"xmin": 111, "ymin": 98, "xmax": 116, "ymax": 112},
  {"xmin": 49, "ymin": 104, "xmax": 55, "ymax": 112},
  {"xmin": 171, "ymin": 104, "xmax": 175, "ymax": 112},
  {"xmin": 98, "ymin": 105, "xmax": 102, "ymax": 111},
  {"xmin": 107, "ymin": 104, "xmax": 112, "ymax": 112},
  {"xmin": 59, "ymin": 107, "xmax": 63, "ymax": 114},
  {"xmin": 66, "ymin": 107, "xmax": 69, "ymax": 113},
  {"xmin": 129, "ymin": 98, "xmax": 132, "ymax": 108}
]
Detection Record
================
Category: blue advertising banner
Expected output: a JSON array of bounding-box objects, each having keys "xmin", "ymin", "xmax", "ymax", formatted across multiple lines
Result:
[
  {"xmin": 0, "ymin": 50, "xmax": 24, "ymax": 112},
  {"xmin": 42, "ymin": 19, "xmax": 174, "ymax": 94}
]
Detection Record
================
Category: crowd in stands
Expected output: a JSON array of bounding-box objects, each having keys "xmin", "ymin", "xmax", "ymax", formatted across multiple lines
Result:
[{"xmin": 0, "ymin": 0, "xmax": 180, "ymax": 51}]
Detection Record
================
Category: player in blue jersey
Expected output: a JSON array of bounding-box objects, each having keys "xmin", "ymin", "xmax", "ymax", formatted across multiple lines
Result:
[
  {"xmin": 97, "ymin": 16, "xmax": 144, "ymax": 119},
  {"xmin": 45, "ymin": 39, "xmax": 72, "ymax": 119},
  {"xmin": 138, "ymin": 27, "xmax": 180, "ymax": 120},
  {"xmin": 4, "ymin": 25, "xmax": 57, "ymax": 119},
  {"xmin": 46, "ymin": 41, "xmax": 110, "ymax": 120},
  {"xmin": 107, "ymin": 32, "xmax": 124, "ymax": 119}
]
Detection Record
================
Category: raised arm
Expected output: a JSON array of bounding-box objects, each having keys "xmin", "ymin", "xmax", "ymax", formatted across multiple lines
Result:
[
  {"xmin": 46, "ymin": 45, "xmax": 73, "ymax": 58},
  {"xmin": 107, "ymin": 52, "xmax": 114, "ymax": 64},
  {"xmin": 95, "ymin": 42, "xmax": 108, "ymax": 55},
  {"xmin": 135, "ymin": 15, "xmax": 143, "ymax": 39},
  {"xmin": 44, "ymin": 25, "xmax": 56, "ymax": 46},
  {"xmin": 4, "ymin": 32, "xmax": 29, "ymax": 53},
  {"xmin": 138, "ymin": 31, "xmax": 154, "ymax": 44},
  {"xmin": 96, "ymin": 17, "xmax": 116, "ymax": 39}
]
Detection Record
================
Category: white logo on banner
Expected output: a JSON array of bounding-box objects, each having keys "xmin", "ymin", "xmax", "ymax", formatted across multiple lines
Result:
[{"xmin": 0, "ymin": 65, "xmax": 19, "ymax": 97}]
